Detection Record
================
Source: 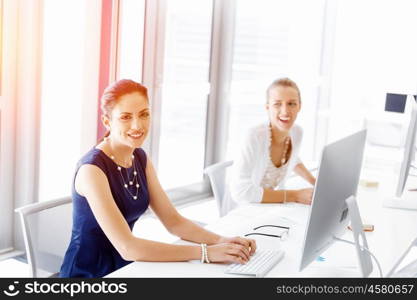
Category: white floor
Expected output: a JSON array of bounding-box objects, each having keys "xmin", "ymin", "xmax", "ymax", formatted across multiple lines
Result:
[{"xmin": 0, "ymin": 198, "xmax": 219, "ymax": 278}]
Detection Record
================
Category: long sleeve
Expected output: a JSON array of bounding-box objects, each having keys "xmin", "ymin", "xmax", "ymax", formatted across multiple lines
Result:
[{"xmin": 230, "ymin": 131, "xmax": 264, "ymax": 203}]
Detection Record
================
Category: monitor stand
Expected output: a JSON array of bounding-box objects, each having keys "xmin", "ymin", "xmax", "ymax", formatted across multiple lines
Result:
[
  {"xmin": 383, "ymin": 161, "xmax": 417, "ymax": 210},
  {"xmin": 383, "ymin": 191, "xmax": 417, "ymax": 210},
  {"xmin": 387, "ymin": 237, "xmax": 417, "ymax": 277},
  {"xmin": 345, "ymin": 195, "xmax": 373, "ymax": 277}
]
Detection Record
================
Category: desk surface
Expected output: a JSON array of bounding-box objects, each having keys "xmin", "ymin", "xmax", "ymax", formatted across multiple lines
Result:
[{"xmin": 107, "ymin": 170, "xmax": 417, "ymax": 278}]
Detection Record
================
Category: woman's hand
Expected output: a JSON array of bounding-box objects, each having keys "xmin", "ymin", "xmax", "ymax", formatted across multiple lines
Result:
[
  {"xmin": 294, "ymin": 188, "xmax": 313, "ymax": 205},
  {"xmin": 207, "ymin": 243, "xmax": 251, "ymax": 264},
  {"xmin": 217, "ymin": 236, "xmax": 257, "ymax": 255},
  {"xmin": 207, "ymin": 236, "xmax": 257, "ymax": 264}
]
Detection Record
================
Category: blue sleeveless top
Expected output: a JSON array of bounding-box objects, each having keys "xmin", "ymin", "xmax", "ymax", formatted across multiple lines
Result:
[{"xmin": 59, "ymin": 147, "xmax": 150, "ymax": 278}]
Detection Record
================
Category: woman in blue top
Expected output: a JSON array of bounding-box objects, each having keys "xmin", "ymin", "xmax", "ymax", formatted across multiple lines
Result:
[{"xmin": 60, "ymin": 79, "xmax": 256, "ymax": 278}]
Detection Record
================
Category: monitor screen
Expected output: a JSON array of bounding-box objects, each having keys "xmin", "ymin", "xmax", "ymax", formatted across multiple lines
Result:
[
  {"xmin": 385, "ymin": 93, "xmax": 407, "ymax": 113},
  {"xmin": 385, "ymin": 93, "xmax": 417, "ymax": 113}
]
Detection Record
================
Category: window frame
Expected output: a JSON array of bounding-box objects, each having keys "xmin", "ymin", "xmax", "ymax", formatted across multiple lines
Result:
[
  {"xmin": 205, "ymin": 0, "xmax": 236, "ymax": 166},
  {"xmin": 142, "ymin": 0, "xmax": 215, "ymax": 204},
  {"xmin": 0, "ymin": 0, "xmax": 16, "ymax": 253},
  {"xmin": 313, "ymin": 0, "xmax": 339, "ymax": 161},
  {"xmin": 140, "ymin": 0, "xmax": 237, "ymax": 204}
]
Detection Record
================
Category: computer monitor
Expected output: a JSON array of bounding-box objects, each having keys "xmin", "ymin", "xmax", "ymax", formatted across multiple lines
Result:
[
  {"xmin": 384, "ymin": 98, "xmax": 417, "ymax": 210},
  {"xmin": 385, "ymin": 93, "xmax": 417, "ymax": 113},
  {"xmin": 299, "ymin": 130, "xmax": 368, "ymax": 274},
  {"xmin": 385, "ymin": 93, "xmax": 408, "ymax": 113}
]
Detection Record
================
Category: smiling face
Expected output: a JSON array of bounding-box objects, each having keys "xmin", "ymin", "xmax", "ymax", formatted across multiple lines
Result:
[
  {"xmin": 102, "ymin": 92, "xmax": 150, "ymax": 149},
  {"xmin": 266, "ymin": 86, "xmax": 301, "ymax": 132}
]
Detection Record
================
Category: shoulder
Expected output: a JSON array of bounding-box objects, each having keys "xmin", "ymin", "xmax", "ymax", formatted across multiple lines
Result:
[
  {"xmin": 134, "ymin": 147, "xmax": 147, "ymax": 159},
  {"xmin": 75, "ymin": 163, "xmax": 109, "ymax": 197},
  {"xmin": 245, "ymin": 122, "xmax": 269, "ymax": 144},
  {"xmin": 78, "ymin": 148, "xmax": 107, "ymax": 167},
  {"xmin": 78, "ymin": 163, "xmax": 107, "ymax": 179},
  {"xmin": 291, "ymin": 124, "xmax": 303, "ymax": 140},
  {"xmin": 236, "ymin": 123, "xmax": 268, "ymax": 159},
  {"xmin": 75, "ymin": 148, "xmax": 109, "ymax": 189},
  {"xmin": 290, "ymin": 124, "xmax": 303, "ymax": 148},
  {"xmin": 134, "ymin": 148, "xmax": 147, "ymax": 169}
]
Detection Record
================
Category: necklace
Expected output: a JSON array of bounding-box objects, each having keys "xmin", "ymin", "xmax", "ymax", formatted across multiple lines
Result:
[
  {"xmin": 103, "ymin": 137, "xmax": 140, "ymax": 200},
  {"xmin": 280, "ymin": 136, "xmax": 291, "ymax": 166},
  {"xmin": 111, "ymin": 154, "xmax": 140, "ymax": 200}
]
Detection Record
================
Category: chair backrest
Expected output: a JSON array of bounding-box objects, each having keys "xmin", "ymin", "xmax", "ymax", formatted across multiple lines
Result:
[
  {"xmin": 204, "ymin": 161, "xmax": 236, "ymax": 217},
  {"xmin": 15, "ymin": 197, "xmax": 73, "ymax": 277}
]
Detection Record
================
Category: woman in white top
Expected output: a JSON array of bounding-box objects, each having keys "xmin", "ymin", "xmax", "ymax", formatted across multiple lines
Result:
[{"xmin": 231, "ymin": 78, "xmax": 316, "ymax": 204}]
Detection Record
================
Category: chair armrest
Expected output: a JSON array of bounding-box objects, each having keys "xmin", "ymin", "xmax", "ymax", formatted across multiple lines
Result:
[{"xmin": 15, "ymin": 197, "xmax": 72, "ymax": 216}]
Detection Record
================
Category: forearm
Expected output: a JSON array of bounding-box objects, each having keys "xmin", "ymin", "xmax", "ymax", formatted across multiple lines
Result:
[
  {"xmin": 261, "ymin": 188, "xmax": 297, "ymax": 203},
  {"xmin": 169, "ymin": 216, "xmax": 222, "ymax": 245},
  {"xmin": 294, "ymin": 163, "xmax": 316, "ymax": 185},
  {"xmin": 124, "ymin": 237, "xmax": 201, "ymax": 262}
]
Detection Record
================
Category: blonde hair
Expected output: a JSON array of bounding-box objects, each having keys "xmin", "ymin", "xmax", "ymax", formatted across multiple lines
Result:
[{"xmin": 266, "ymin": 77, "xmax": 301, "ymax": 104}]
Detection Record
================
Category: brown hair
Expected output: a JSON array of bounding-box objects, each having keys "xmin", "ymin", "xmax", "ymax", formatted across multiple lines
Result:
[
  {"xmin": 100, "ymin": 79, "xmax": 148, "ymax": 139},
  {"xmin": 266, "ymin": 77, "xmax": 301, "ymax": 104}
]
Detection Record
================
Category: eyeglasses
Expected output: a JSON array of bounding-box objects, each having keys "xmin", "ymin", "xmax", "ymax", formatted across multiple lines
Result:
[{"xmin": 244, "ymin": 224, "xmax": 290, "ymax": 240}]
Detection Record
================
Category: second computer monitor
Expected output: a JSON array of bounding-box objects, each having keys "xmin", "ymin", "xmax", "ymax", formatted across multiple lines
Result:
[
  {"xmin": 299, "ymin": 130, "xmax": 367, "ymax": 272},
  {"xmin": 385, "ymin": 93, "xmax": 417, "ymax": 113},
  {"xmin": 396, "ymin": 99, "xmax": 417, "ymax": 197}
]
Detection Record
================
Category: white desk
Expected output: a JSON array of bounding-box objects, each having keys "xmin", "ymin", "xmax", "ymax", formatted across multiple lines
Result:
[{"xmin": 107, "ymin": 170, "xmax": 417, "ymax": 278}]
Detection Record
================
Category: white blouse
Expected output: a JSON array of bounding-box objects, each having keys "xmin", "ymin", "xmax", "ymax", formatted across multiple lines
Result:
[
  {"xmin": 260, "ymin": 156, "xmax": 290, "ymax": 190},
  {"xmin": 230, "ymin": 122, "xmax": 303, "ymax": 203}
]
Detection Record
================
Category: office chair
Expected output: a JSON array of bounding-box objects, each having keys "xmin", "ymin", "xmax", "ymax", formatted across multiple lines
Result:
[
  {"xmin": 204, "ymin": 160, "xmax": 237, "ymax": 217},
  {"xmin": 15, "ymin": 197, "xmax": 73, "ymax": 277}
]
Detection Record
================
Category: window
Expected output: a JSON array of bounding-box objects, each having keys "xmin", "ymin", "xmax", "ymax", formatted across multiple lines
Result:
[
  {"xmin": 38, "ymin": 0, "xmax": 100, "ymax": 201},
  {"xmin": 225, "ymin": 0, "xmax": 326, "ymax": 163},
  {"xmin": 117, "ymin": 0, "xmax": 145, "ymax": 82},
  {"xmin": 0, "ymin": 0, "xmax": 10, "ymax": 252},
  {"xmin": 0, "ymin": 0, "xmax": 2, "ymax": 91},
  {"xmin": 325, "ymin": 0, "xmax": 417, "ymax": 168},
  {"xmin": 157, "ymin": 0, "xmax": 213, "ymax": 190},
  {"xmin": 0, "ymin": 0, "xmax": 20, "ymax": 254}
]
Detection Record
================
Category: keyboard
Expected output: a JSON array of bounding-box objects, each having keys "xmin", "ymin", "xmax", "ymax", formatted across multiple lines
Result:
[{"xmin": 224, "ymin": 249, "xmax": 285, "ymax": 277}]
